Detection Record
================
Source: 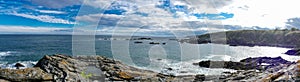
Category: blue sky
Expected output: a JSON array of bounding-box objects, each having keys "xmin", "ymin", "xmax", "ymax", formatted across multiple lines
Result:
[{"xmin": 0, "ymin": 0, "xmax": 299, "ymax": 36}]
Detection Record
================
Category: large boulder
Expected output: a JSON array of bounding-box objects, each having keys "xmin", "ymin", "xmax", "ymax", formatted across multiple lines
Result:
[{"xmin": 34, "ymin": 54, "xmax": 88, "ymax": 82}]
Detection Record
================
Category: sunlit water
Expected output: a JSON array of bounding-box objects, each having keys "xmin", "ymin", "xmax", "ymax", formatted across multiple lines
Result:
[{"xmin": 0, "ymin": 35, "xmax": 299, "ymax": 75}]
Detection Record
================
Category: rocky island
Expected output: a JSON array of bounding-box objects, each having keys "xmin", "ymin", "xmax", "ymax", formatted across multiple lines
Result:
[{"xmin": 0, "ymin": 54, "xmax": 300, "ymax": 82}]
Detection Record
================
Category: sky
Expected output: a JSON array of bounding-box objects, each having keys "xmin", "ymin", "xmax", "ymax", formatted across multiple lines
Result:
[{"xmin": 0, "ymin": 0, "xmax": 300, "ymax": 36}]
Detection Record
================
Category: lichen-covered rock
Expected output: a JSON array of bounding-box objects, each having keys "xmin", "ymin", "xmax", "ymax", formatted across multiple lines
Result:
[
  {"xmin": 0, "ymin": 67, "xmax": 53, "ymax": 81},
  {"xmin": 117, "ymin": 71, "xmax": 134, "ymax": 80},
  {"xmin": 34, "ymin": 54, "xmax": 90, "ymax": 82}
]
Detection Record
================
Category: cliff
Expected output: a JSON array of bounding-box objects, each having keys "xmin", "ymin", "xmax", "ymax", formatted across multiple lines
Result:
[{"xmin": 182, "ymin": 30, "xmax": 300, "ymax": 48}]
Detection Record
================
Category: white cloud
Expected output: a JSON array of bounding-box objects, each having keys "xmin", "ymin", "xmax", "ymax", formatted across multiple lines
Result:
[
  {"xmin": 219, "ymin": 0, "xmax": 300, "ymax": 28},
  {"xmin": 0, "ymin": 25, "xmax": 71, "ymax": 33},
  {"xmin": 12, "ymin": 13, "xmax": 76, "ymax": 24},
  {"xmin": 74, "ymin": 0, "xmax": 255, "ymax": 36},
  {"xmin": 37, "ymin": 10, "xmax": 66, "ymax": 14},
  {"xmin": 76, "ymin": 14, "xmax": 123, "ymax": 23}
]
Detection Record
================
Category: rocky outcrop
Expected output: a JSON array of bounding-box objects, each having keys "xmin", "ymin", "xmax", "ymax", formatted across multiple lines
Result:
[
  {"xmin": 1, "ymin": 54, "xmax": 300, "ymax": 81},
  {"xmin": 195, "ymin": 56, "xmax": 294, "ymax": 71},
  {"xmin": 285, "ymin": 49, "xmax": 300, "ymax": 56},
  {"xmin": 34, "ymin": 55, "xmax": 88, "ymax": 82},
  {"xmin": 217, "ymin": 60, "xmax": 300, "ymax": 82},
  {"xmin": 0, "ymin": 67, "xmax": 53, "ymax": 81},
  {"xmin": 240, "ymin": 56, "xmax": 294, "ymax": 70},
  {"xmin": 195, "ymin": 60, "xmax": 256, "ymax": 70},
  {"xmin": 182, "ymin": 30, "xmax": 300, "ymax": 48}
]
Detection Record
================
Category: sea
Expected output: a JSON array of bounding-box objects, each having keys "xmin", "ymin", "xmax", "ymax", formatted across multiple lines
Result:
[{"xmin": 0, "ymin": 34, "xmax": 299, "ymax": 75}]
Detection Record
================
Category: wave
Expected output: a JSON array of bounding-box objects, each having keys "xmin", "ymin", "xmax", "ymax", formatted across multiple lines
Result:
[
  {"xmin": 205, "ymin": 54, "xmax": 233, "ymax": 61},
  {"xmin": 0, "ymin": 51, "xmax": 15, "ymax": 57},
  {"xmin": 135, "ymin": 58, "xmax": 236, "ymax": 76},
  {"xmin": 0, "ymin": 61, "xmax": 37, "ymax": 69}
]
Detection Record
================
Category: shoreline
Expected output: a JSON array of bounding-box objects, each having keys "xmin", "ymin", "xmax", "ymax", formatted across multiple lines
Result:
[{"xmin": 0, "ymin": 54, "xmax": 299, "ymax": 81}]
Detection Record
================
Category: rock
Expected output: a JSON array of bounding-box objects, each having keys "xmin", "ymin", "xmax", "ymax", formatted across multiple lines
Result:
[
  {"xmin": 180, "ymin": 71, "xmax": 188, "ymax": 73},
  {"xmin": 34, "ymin": 54, "xmax": 87, "ymax": 82},
  {"xmin": 166, "ymin": 68, "xmax": 173, "ymax": 70},
  {"xmin": 262, "ymin": 72, "xmax": 285, "ymax": 82},
  {"xmin": 222, "ymin": 71, "xmax": 231, "ymax": 74},
  {"xmin": 14, "ymin": 63, "xmax": 25, "ymax": 69},
  {"xmin": 156, "ymin": 73, "xmax": 175, "ymax": 78},
  {"xmin": 117, "ymin": 72, "xmax": 134, "ymax": 80},
  {"xmin": 0, "ymin": 54, "xmax": 230, "ymax": 81},
  {"xmin": 134, "ymin": 41, "xmax": 143, "ymax": 44},
  {"xmin": 74, "ymin": 55, "xmax": 159, "ymax": 81},
  {"xmin": 232, "ymin": 75, "xmax": 246, "ymax": 80},
  {"xmin": 196, "ymin": 56, "xmax": 294, "ymax": 71},
  {"xmin": 196, "ymin": 60, "xmax": 255, "ymax": 70},
  {"xmin": 284, "ymin": 49, "xmax": 300, "ymax": 56},
  {"xmin": 194, "ymin": 74, "xmax": 205, "ymax": 81},
  {"xmin": 137, "ymin": 37, "xmax": 152, "ymax": 40},
  {"xmin": 240, "ymin": 56, "xmax": 294, "ymax": 70},
  {"xmin": 0, "ymin": 67, "xmax": 53, "ymax": 81},
  {"xmin": 149, "ymin": 42, "xmax": 160, "ymax": 44},
  {"xmin": 109, "ymin": 77, "xmax": 124, "ymax": 81}
]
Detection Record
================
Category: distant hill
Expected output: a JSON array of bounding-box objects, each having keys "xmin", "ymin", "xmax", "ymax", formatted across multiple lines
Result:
[{"xmin": 181, "ymin": 30, "xmax": 300, "ymax": 48}]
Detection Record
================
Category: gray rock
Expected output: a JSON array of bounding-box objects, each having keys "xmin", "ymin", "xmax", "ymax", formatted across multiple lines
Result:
[{"xmin": 194, "ymin": 74, "xmax": 205, "ymax": 81}]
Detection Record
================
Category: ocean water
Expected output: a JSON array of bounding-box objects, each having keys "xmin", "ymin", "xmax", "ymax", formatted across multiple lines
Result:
[{"xmin": 0, "ymin": 35, "xmax": 299, "ymax": 75}]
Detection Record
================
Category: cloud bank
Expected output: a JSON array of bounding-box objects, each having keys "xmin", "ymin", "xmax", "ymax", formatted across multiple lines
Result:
[{"xmin": 1, "ymin": 0, "xmax": 300, "ymax": 36}]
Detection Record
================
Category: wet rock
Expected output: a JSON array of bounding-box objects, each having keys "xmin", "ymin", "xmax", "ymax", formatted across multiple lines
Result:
[
  {"xmin": 284, "ymin": 49, "xmax": 300, "ymax": 56},
  {"xmin": 14, "ymin": 63, "xmax": 25, "ymax": 69},
  {"xmin": 166, "ymin": 68, "xmax": 173, "ymax": 70},
  {"xmin": 149, "ymin": 42, "xmax": 160, "ymax": 44},
  {"xmin": 240, "ymin": 56, "xmax": 294, "ymax": 70},
  {"xmin": 232, "ymin": 75, "xmax": 246, "ymax": 80},
  {"xmin": 196, "ymin": 57, "xmax": 294, "ymax": 71},
  {"xmin": 109, "ymin": 77, "xmax": 123, "ymax": 81},
  {"xmin": 196, "ymin": 60, "xmax": 255, "ymax": 70},
  {"xmin": 194, "ymin": 74, "xmax": 205, "ymax": 81}
]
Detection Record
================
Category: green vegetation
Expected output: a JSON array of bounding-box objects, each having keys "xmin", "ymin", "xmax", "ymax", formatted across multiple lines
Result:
[{"xmin": 80, "ymin": 71, "xmax": 93, "ymax": 79}]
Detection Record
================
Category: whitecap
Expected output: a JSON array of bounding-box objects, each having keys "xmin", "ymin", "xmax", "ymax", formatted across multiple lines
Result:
[
  {"xmin": 134, "ymin": 58, "xmax": 236, "ymax": 76},
  {"xmin": 0, "ymin": 51, "xmax": 14, "ymax": 57},
  {"xmin": 205, "ymin": 54, "xmax": 232, "ymax": 61},
  {"xmin": 0, "ymin": 61, "xmax": 37, "ymax": 69}
]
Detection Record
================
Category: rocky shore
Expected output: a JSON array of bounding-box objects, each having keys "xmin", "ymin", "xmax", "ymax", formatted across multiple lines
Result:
[
  {"xmin": 181, "ymin": 30, "xmax": 300, "ymax": 48},
  {"xmin": 285, "ymin": 48, "xmax": 300, "ymax": 56},
  {"xmin": 0, "ymin": 54, "xmax": 300, "ymax": 82}
]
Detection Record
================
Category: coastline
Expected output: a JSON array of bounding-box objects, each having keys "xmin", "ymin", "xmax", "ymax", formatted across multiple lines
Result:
[
  {"xmin": 181, "ymin": 30, "xmax": 300, "ymax": 48},
  {"xmin": 0, "ymin": 54, "xmax": 299, "ymax": 81}
]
